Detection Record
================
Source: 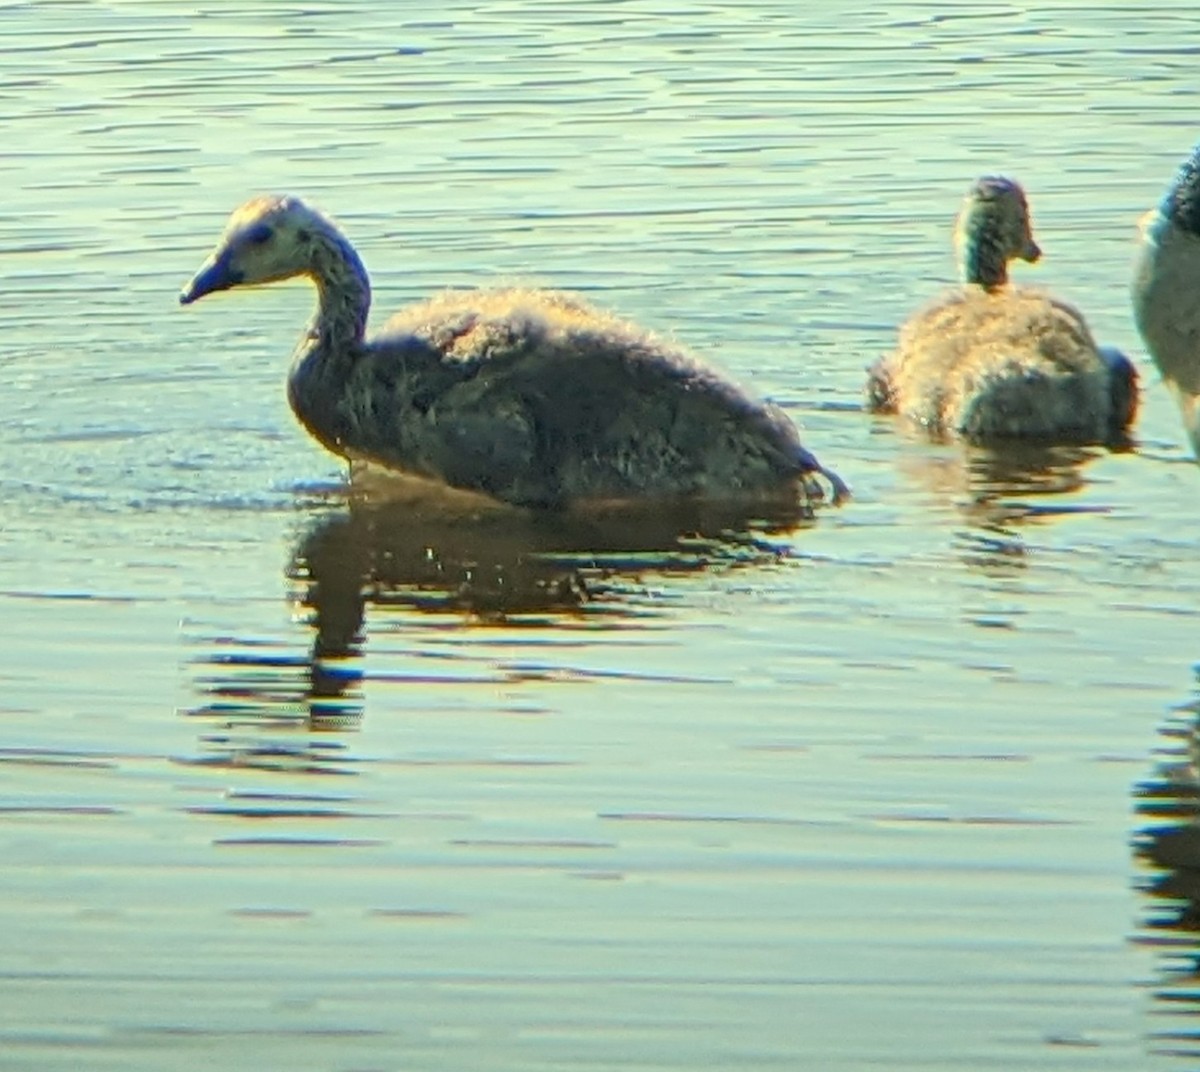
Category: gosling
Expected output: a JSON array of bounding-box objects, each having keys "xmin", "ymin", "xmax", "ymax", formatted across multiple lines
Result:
[
  {"xmin": 867, "ymin": 176, "xmax": 1136, "ymax": 446},
  {"xmin": 180, "ymin": 195, "xmax": 847, "ymax": 510}
]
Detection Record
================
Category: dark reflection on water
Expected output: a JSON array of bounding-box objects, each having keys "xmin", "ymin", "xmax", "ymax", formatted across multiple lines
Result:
[
  {"xmin": 183, "ymin": 491, "xmax": 813, "ymax": 772},
  {"xmin": 889, "ymin": 437, "xmax": 1121, "ymax": 572},
  {"xmin": 1133, "ymin": 665, "xmax": 1200, "ymax": 1061},
  {"xmin": 294, "ymin": 491, "xmax": 812, "ymax": 618}
]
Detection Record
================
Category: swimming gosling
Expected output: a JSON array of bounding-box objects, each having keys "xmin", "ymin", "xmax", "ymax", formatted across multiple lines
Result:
[
  {"xmin": 179, "ymin": 196, "xmax": 846, "ymax": 509},
  {"xmin": 867, "ymin": 176, "xmax": 1137, "ymax": 445},
  {"xmin": 1132, "ymin": 143, "xmax": 1200, "ymax": 459}
]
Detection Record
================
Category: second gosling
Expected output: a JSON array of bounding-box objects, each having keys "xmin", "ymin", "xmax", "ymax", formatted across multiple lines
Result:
[{"xmin": 867, "ymin": 176, "xmax": 1137, "ymax": 446}]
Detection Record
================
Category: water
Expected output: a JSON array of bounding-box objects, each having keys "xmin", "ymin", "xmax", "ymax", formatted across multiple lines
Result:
[{"xmin": 2, "ymin": 1, "xmax": 1200, "ymax": 1068}]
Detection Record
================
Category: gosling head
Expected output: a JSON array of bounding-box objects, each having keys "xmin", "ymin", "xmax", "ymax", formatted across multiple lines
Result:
[
  {"xmin": 180, "ymin": 195, "xmax": 331, "ymax": 305},
  {"xmin": 954, "ymin": 176, "xmax": 1042, "ymax": 292}
]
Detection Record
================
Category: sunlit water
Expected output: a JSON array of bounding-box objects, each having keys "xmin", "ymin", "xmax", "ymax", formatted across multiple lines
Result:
[{"xmin": 3, "ymin": 2, "xmax": 1200, "ymax": 1068}]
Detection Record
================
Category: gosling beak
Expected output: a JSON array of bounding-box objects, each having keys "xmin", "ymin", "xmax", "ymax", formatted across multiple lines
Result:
[
  {"xmin": 179, "ymin": 252, "xmax": 243, "ymax": 305},
  {"xmin": 1022, "ymin": 239, "xmax": 1042, "ymax": 264}
]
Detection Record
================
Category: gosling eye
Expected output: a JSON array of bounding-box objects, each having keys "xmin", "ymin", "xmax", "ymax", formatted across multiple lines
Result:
[{"xmin": 245, "ymin": 223, "xmax": 274, "ymax": 246}]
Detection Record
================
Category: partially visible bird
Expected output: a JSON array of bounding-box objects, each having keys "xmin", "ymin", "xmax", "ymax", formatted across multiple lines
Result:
[
  {"xmin": 1132, "ymin": 143, "xmax": 1200, "ymax": 458},
  {"xmin": 180, "ymin": 195, "xmax": 846, "ymax": 509},
  {"xmin": 867, "ymin": 176, "xmax": 1137, "ymax": 446}
]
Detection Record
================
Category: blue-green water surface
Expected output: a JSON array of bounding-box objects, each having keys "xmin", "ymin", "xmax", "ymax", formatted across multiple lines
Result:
[{"xmin": 2, "ymin": 2, "xmax": 1200, "ymax": 1068}]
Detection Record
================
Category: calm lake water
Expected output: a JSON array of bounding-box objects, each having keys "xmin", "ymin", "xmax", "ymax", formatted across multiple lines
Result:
[{"xmin": 3, "ymin": 1, "xmax": 1200, "ymax": 1069}]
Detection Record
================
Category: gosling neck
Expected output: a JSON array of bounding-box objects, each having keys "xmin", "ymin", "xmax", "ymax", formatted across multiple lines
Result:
[
  {"xmin": 306, "ymin": 225, "xmax": 372, "ymax": 352},
  {"xmin": 957, "ymin": 219, "xmax": 1009, "ymax": 291}
]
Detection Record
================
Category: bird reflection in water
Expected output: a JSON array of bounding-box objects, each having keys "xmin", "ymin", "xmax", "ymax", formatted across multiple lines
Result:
[
  {"xmin": 184, "ymin": 484, "xmax": 813, "ymax": 774},
  {"xmin": 1133, "ymin": 665, "xmax": 1200, "ymax": 1060},
  {"xmin": 884, "ymin": 432, "xmax": 1125, "ymax": 573}
]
